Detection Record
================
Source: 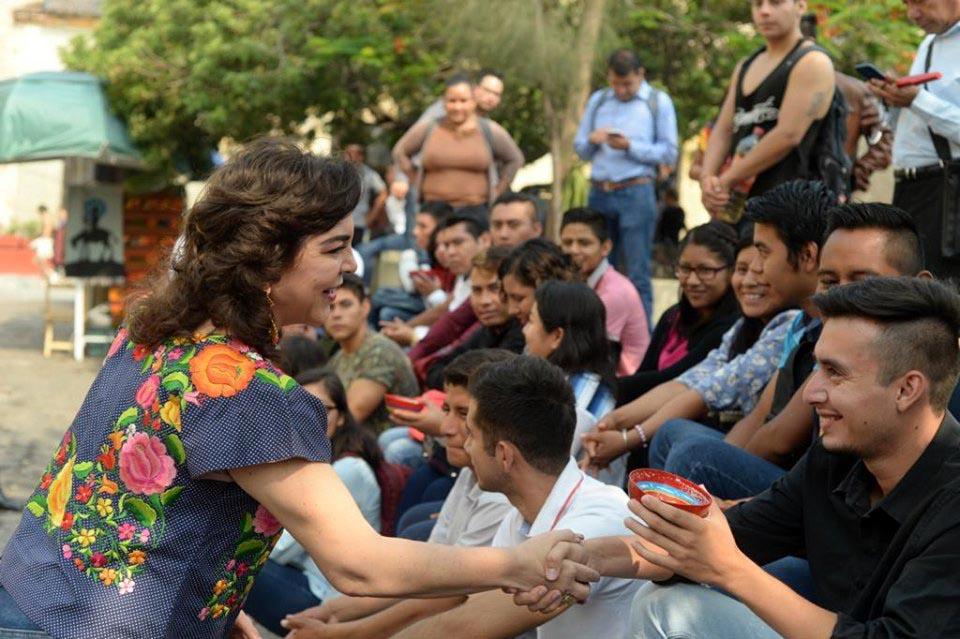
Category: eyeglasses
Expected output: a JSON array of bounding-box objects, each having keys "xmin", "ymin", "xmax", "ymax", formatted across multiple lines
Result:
[{"xmin": 674, "ymin": 264, "xmax": 729, "ymax": 282}]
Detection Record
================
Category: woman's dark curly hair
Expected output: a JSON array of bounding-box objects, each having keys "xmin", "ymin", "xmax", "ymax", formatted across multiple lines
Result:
[{"xmin": 126, "ymin": 137, "xmax": 360, "ymax": 359}]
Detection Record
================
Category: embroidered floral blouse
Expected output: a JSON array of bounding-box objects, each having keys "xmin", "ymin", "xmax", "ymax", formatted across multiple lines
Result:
[{"xmin": 0, "ymin": 330, "xmax": 331, "ymax": 638}]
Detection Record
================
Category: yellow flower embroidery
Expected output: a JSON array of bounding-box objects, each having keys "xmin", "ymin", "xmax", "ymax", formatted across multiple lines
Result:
[
  {"xmin": 211, "ymin": 604, "xmax": 229, "ymax": 619},
  {"xmin": 47, "ymin": 457, "xmax": 75, "ymax": 528},
  {"xmin": 107, "ymin": 431, "xmax": 125, "ymax": 451},
  {"xmin": 98, "ymin": 475, "xmax": 118, "ymax": 495},
  {"xmin": 159, "ymin": 397, "xmax": 182, "ymax": 432},
  {"xmin": 96, "ymin": 497, "xmax": 114, "ymax": 517},
  {"xmin": 99, "ymin": 568, "xmax": 118, "ymax": 586},
  {"xmin": 77, "ymin": 528, "xmax": 97, "ymax": 547},
  {"xmin": 213, "ymin": 579, "xmax": 229, "ymax": 596},
  {"xmin": 128, "ymin": 550, "xmax": 146, "ymax": 565}
]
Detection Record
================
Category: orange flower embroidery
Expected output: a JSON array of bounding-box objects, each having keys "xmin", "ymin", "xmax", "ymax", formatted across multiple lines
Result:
[{"xmin": 189, "ymin": 345, "xmax": 255, "ymax": 398}]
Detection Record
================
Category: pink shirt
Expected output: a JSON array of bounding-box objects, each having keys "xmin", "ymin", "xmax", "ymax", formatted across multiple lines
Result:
[{"xmin": 590, "ymin": 261, "xmax": 650, "ymax": 375}]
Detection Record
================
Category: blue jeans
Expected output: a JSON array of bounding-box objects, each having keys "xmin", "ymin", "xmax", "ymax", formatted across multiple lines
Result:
[
  {"xmin": 244, "ymin": 559, "xmax": 321, "ymax": 635},
  {"xmin": 356, "ymin": 234, "xmax": 414, "ymax": 287},
  {"xmin": 397, "ymin": 499, "xmax": 444, "ymax": 541},
  {"xmin": 588, "ymin": 181, "xmax": 658, "ymax": 321},
  {"xmin": 649, "ymin": 419, "xmax": 786, "ymax": 500},
  {"xmin": 0, "ymin": 587, "xmax": 46, "ymax": 638},
  {"xmin": 378, "ymin": 427, "xmax": 425, "ymax": 469}
]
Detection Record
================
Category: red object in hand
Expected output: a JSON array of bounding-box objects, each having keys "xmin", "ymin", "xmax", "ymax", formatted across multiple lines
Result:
[
  {"xmin": 896, "ymin": 72, "xmax": 942, "ymax": 87},
  {"xmin": 385, "ymin": 394, "xmax": 425, "ymax": 412},
  {"xmin": 628, "ymin": 468, "xmax": 713, "ymax": 518}
]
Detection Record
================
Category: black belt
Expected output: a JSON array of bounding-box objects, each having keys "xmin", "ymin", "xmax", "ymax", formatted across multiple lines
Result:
[
  {"xmin": 894, "ymin": 161, "xmax": 949, "ymax": 182},
  {"xmin": 591, "ymin": 176, "xmax": 652, "ymax": 192}
]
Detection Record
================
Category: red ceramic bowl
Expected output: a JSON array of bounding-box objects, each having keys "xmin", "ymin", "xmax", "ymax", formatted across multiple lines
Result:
[{"xmin": 628, "ymin": 468, "xmax": 712, "ymax": 518}]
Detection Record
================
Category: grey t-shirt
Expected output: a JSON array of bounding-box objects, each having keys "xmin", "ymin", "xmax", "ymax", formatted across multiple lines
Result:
[{"xmin": 350, "ymin": 164, "xmax": 386, "ymax": 230}]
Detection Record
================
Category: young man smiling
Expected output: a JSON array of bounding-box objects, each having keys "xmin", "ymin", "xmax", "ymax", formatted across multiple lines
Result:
[{"xmin": 560, "ymin": 207, "xmax": 650, "ymax": 375}]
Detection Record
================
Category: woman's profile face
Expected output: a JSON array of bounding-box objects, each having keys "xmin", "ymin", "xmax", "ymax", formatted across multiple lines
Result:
[
  {"xmin": 444, "ymin": 82, "xmax": 477, "ymax": 125},
  {"xmin": 270, "ymin": 215, "xmax": 357, "ymax": 329},
  {"xmin": 522, "ymin": 302, "xmax": 559, "ymax": 359}
]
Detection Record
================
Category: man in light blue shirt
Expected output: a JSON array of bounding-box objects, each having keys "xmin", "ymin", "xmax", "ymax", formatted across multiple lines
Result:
[
  {"xmin": 574, "ymin": 49, "xmax": 678, "ymax": 321},
  {"xmin": 870, "ymin": 0, "xmax": 960, "ymax": 278}
]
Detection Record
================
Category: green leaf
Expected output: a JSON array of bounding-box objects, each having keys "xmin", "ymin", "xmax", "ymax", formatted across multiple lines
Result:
[
  {"xmin": 140, "ymin": 354, "xmax": 155, "ymax": 375},
  {"xmin": 124, "ymin": 498, "xmax": 157, "ymax": 527},
  {"xmin": 179, "ymin": 347, "xmax": 196, "ymax": 363},
  {"xmin": 26, "ymin": 499, "xmax": 45, "ymax": 517},
  {"xmin": 116, "ymin": 407, "xmax": 139, "ymax": 428},
  {"xmin": 240, "ymin": 512, "xmax": 253, "ymax": 535},
  {"xmin": 162, "ymin": 371, "xmax": 191, "ymax": 393},
  {"xmin": 73, "ymin": 461, "xmax": 94, "ymax": 479},
  {"xmin": 149, "ymin": 494, "xmax": 163, "ymax": 513},
  {"xmin": 234, "ymin": 539, "xmax": 265, "ymax": 559},
  {"xmin": 164, "ymin": 434, "xmax": 186, "ymax": 465},
  {"xmin": 161, "ymin": 486, "xmax": 183, "ymax": 507},
  {"xmin": 255, "ymin": 369, "xmax": 282, "ymax": 388},
  {"xmin": 279, "ymin": 375, "xmax": 297, "ymax": 393}
]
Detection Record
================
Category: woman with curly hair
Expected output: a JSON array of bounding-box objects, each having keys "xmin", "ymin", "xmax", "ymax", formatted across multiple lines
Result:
[{"xmin": 0, "ymin": 138, "xmax": 593, "ymax": 639}]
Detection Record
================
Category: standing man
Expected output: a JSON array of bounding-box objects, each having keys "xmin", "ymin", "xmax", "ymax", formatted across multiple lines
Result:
[
  {"xmin": 574, "ymin": 49, "xmax": 679, "ymax": 321},
  {"xmin": 344, "ymin": 144, "xmax": 387, "ymax": 246},
  {"xmin": 870, "ymin": 0, "xmax": 960, "ymax": 278},
  {"xmin": 699, "ymin": 0, "xmax": 836, "ymax": 215}
]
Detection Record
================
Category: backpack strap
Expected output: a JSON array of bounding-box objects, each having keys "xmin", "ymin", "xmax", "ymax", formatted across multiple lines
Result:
[
  {"xmin": 588, "ymin": 88, "xmax": 614, "ymax": 133},
  {"xmin": 646, "ymin": 87, "xmax": 660, "ymax": 143},
  {"xmin": 924, "ymin": 37, "xmax": 953, "ymax": 164}
]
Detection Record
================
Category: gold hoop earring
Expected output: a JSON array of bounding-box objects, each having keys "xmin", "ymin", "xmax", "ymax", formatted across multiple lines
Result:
[{"xmin": 266, "ymin": 293, "xmax": 280, "ymax": 345}]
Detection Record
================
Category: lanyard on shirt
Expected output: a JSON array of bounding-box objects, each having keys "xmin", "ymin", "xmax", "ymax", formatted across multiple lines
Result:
[{"xmin": 549, "ymin": 475, "xmax": 585, "ymax": 532}]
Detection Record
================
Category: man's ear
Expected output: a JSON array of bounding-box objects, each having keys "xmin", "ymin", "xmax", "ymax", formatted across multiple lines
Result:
[
  {"xmin": 361, "ymin": 297, "xmax": 372, "ymax": 320},
  {"xmin": 497, "ymin": 440, "xmax": 521, "ymax": 473},
  {"xmin": 895, "ymin": 370, "xmax": 930, "ymax": 414},
  {"xmin": 799, "ymin": 241, "xmax": 820, "ymax": 274},
  {"xmin": 601, "ymin": 239, "xmax": 613, "ymax": 259},
  {"xmin": 479, "ymin": 232, "xmax": 491, "ymax": 249}
]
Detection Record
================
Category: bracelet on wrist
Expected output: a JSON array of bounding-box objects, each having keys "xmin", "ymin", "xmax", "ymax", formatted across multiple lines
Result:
[{"xmin": 633, "ymin": 424, "xmax": 648, "ymax": 448}]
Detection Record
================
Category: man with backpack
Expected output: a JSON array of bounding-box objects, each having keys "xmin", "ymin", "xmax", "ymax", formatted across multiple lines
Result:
[
  {"xmin": 574, "ymin": 48, "xmax": 679, "ymax": 323},
  {"xmin": 699, "ymin": 0, "xmax": 842, "ymax": 218}
]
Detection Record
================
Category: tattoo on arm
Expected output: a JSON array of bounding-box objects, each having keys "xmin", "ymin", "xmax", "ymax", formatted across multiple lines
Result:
[{"xmin": 806, "ymin": 91, "xmax": 827, "ymax": 118}]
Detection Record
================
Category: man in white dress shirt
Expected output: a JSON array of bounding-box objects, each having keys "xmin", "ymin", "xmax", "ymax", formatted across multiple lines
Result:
[
  {"xmin": 870, "ymin": 0, "xmax": 960, "ymax": 277},
  {"xmin": 394, "ymin": 356, "xmax": 640, "ymax": 639}
]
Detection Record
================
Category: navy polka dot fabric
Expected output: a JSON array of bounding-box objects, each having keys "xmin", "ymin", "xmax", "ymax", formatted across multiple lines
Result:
[{"xmin": 0, "ymin": 330, "xmax": 330, "ymax": 638}]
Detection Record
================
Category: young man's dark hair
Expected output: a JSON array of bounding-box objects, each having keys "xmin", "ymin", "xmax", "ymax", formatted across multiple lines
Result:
[
  {"xmin": 824, "ymin": 203, "xmax": 924, "ymax": 275},
  {"xmin": 607, "ymin": 48, "xmax": 643, "ymax": 76},
  {"xmin": 338, "ymin": 272, "xmax": 367, "ymax": 303},
  {"xmin": 445, "ymin": 72, "xmax": 474, "ymax": 89},
  {"xmin": 469, "ymin": 356, "xmax": 576, "ymax": 475},
  {"xmin": 498, "ymin": 238, "xmax": 575, "ymax": 287},
  {"xmin": 279, "ymin": 335, "xmax": 328, "ymax": 378},
  {"xmin": 442, "ymin": 348, "xmax": 517, "ymax": 389},
  {"xmin": 471, "ymin": 246, "xmax": 511, "ymax": 275},
  {"xmin": 813, "ymin": 277, "xmax": 960, "ymax": 411},
  {"xmin": 745, "ymin": 179, "xmax": 835, "ymax": 266},
  {"xmin": 493, "ymin": 191, "xmax": 546, "ymax": 226},
  {"xmin": 420, "ymin": 200, "xmax": 454, "ymax": 221},
  {"xmin": 800, "ymin": 12, "xmax": 818, "ymax": 39},
  {"xmin": 561, "ymin": 207, "xmax": 609, "ymax": 243},
  {"xmin": 440, "ymin": 209, "xmax": 489, "ymax": 239}
]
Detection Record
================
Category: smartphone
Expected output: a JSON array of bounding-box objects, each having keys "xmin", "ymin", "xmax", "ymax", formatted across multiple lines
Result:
[
  {"xmin": 896, "ymin": 72, "xmax": 942, "ymax": 87},
  {"xmin": 385, "ymin": 394, "xmax": 425, "ymax": 412},
  {"xmin": 855, "ymin": 62, "xmax": 886, "ymax": 82},
  {"xmin": 607, "ymin": 128, "xmax": 625, "ymax": 138}
]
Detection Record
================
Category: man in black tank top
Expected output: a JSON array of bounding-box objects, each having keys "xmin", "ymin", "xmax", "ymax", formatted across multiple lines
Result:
[{"xmin": 699, "ymin": 0, "xmax": 835, "ymax": 216}]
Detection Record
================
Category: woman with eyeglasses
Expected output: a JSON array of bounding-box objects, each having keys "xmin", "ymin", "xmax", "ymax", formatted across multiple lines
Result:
[{"xmin": 582, "ymin": 223, "xmax": 800, "ymax": 472}]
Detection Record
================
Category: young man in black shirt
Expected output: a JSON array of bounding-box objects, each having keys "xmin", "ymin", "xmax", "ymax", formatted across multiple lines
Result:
[{"xmin": 532, "ymin": 277, "xmax": 960, "ymax": 638}]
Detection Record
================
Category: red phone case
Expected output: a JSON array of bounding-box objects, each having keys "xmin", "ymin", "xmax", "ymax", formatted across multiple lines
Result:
[
  {"xmin": 896, "ymin": 72, "xmax": 942, "ymax": 87},
  {"xmin": 385, "ymin": 394, "xmax": 425, "ymax": 412}
]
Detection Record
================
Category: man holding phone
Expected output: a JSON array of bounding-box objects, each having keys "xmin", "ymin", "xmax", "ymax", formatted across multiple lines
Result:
[
  {"xmin": 869, "ymin": 0, "xmax": 960, "ymax": 278},
  {"xmin": 574, "ymin": 49, "xmax": 679, "ymax": 323}
]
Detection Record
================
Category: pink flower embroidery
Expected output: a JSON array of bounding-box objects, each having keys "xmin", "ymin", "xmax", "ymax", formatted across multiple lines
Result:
[
  {"xmin": 184, "ymin": 390, "xmax": 201, "ymax": 407},
  {"xmin": 135, "ymin": 376, "xmax": 160, "ymax": 410},
  {"xmin": 168, "ymin": 348, "xmax": 183, "ymax": 361},
  {"xmin": 118, "ymin": 522, "xmax": 136, "ymax": 541},
  {"xmin": 61, "ymin": 544, "xmax": 72, "ymax": 559},
  {"xmin": 118, "ymin": 578, "xmax": 135, "ymax": 595},
  {"xmin": 118, "ymin": 433, "xmax": 176, "ymax": 495},
  {"xmin": 252, "ymin": 505, "xmax": 281, "ymax": 537},
  {"xmin": 107, "ymin": 329, "xmax": 128, "ymax": 359},
  {"xmin": 225, "ymin": 559, "xmax": 236, "ymax": 572},
  {"xmin": 198, "ymin": 607, "xmax": 209, "ymax": 621},
  {"xmin": 90, "ymin": 552, "xmax": 107, "ymax": 568},
  {"xmin": 139, "ymin": 529, "xmax": 151, "ymax": 544}
]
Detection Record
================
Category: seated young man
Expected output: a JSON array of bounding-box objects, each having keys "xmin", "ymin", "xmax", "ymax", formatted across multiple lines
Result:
[
  {"xmin": 392, "ymin": 356, "xmax": 640, "ymax": 639},
  {"xmin": 421, "ymin": 247, "xmax": 525, "ymax": 389},
  {"xmin": 560, "ymin": 207, "xmax": 650, "ymax": 375},
  {"xmin": 381, "ymin": 210, "xmax": 490, "ymax": 347},
  {"xmin": 652, "ymin": 203, "xmax": 930, "ymax": 500},
  {"xmin": 489, "ymin": 191, "xmax": 544, "ymax": 249},
  {"xmin": 571, "ymin": 277, "xmax": 960, "ymax": 638},
  {"xmin": 279, "ymin": 349, "xmax": 516, "ymax": 637},
  {"xmin": 325, "ymin": 274, "xmax": 420, "ymax": 432},
  {"xmin": 583, "ymin": 180, "xmax": 832, "ymax": 470}
]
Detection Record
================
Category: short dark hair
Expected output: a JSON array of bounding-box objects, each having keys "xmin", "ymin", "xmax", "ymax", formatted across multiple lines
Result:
[
  {"xmin": 338, "ymin": 273, "xmax": 366, "ymax": 302},
  {"xmin": 801, "ymin": 12, "xmax": 819, "ymax": 40},
  {"xmin": 607, "ymin": 48, "xmax": 643, "ymax": 75},
  {"xmin": 419, "ymin": 201, "xmax": 454, "ymax": 222},
  {"xmin": 471, "ymin": 246, "xmax": 511, "ymax": 275},
  {"xmin": 534, "ymin": 280, "xmax": 614, "ymax": 385},
  {"xmin": 745, "ymin": 179, "xmax": 835, "ymax": 267},
  {"xmin": 824, "ymin": 203, "xmax": 924, "ymax": 276},
  {"xmin": 493, "ymin": 191, "xmax": 545, "ymax": 226},
  {"xmin": 561, "ymin": 208, "xmax": 609, "ymax": 243},
  {"xmin": 445, "ymin": 72, "xmax": 474, "ymax": 90},
  {"xmin": 279, "ymin": 335, "xmax": 328, "ymax": 378},
  {"xmin": 499, "ymin": 238, "xmax": 576, "ymax": 288},
  {"xmin": 812, "ymin": 277, "xmax": 960, "ymax": 411},
  {"xmin": 443, "ymin": 348, "xmax": 517, "ymax": 389},
  {"xmin": 441, "ymin": 209, "xmax": 488, "ymax": 239},
  {"xmin": 469, "ymin": 356, "xmax": 576, "ymax": 475}
]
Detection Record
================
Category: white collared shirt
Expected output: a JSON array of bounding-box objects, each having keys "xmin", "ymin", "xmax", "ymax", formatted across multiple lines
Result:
[
  {"xmin": 893, "ymin": 21, "xmax": 960, "ymax": 168},
  {"xmin": 429, "ymin": 467, "xmax": 513, "ymax": 547},
  {"xmin": 492, "ymin": 458, "xmax": 642, "ymax": 639}
]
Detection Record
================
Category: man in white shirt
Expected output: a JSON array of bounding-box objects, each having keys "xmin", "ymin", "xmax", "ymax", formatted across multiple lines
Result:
[
  {"xmin": 870, "ymin": 0, "xmax": 960, "ymax": 277},
  {"xmin": 394, "ymin": 356, "xmax": 641, "ymax": 639}
]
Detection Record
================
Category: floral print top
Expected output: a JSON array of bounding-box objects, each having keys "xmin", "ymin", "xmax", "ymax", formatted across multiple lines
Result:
[{"xmin": 0, "ymin": 330, "xmax": 331, "ymax": 639}]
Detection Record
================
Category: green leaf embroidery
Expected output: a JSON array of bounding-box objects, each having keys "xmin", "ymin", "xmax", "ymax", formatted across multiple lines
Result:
[
  {"xmin": 124, "ymin": 498, "xmax": 157, "ymax": 527},
  {"xmin": 164, "ymin": 434, "xmax": 187, "ymax": 465},
  {"xmin": 140, "ymin": 354, "xmax": 155, "ymax": 375},
  {"xmin": 255, "ymin": 369, "xmax": 282, "ymax": 388},
  {"xmin": 149, "ymin": 494, "xmax": 164, "ymax": 513},
  {"xmin": 116, "ymin": 407, "xmax": 139, "ymax": 428},
  {"xmin": 240, "ymin": 512, "xmax": 253, "ymax": 535},
  {"xmin": 179, "ymin": 346, "xmax": 196, "ymax": 363},
  {"xmin": 234, "ymin": 539, "xmax": 265, "ymax": 559},
  {"xmin": 161, "ymin": 486, "xmax": 183, "ymax": 507},
  {"xmin": 73, "ymin": 461, "xmax": 94, "ymax": 479},
  {"xmin": 162, "ymin": 371, "xmax": 191, "ymax": 393},
  {"xmin": 26, "ymin": 499, "xmax": 45, "ymax": 517},
  {"xmin": 279, "ymin": 375, "xmax": 297, "ymax": 393}
]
